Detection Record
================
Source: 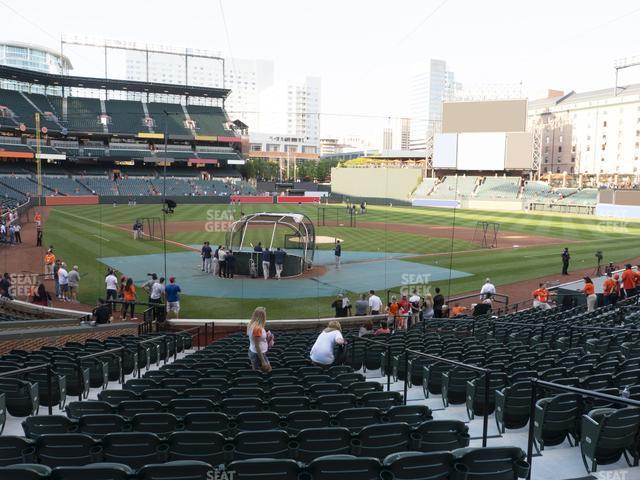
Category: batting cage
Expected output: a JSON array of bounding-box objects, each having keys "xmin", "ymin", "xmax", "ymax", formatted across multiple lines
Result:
[
  {"xmin": 472, "ymin": 221, "xmax": 500, "ymax": 248},
  {"xmin": 139, "ymin": 217, "xmax": 163, "ymax": 241},
  {"xmin": 316, "ymin": 205, "xmax": 357, "ymax": 227},
  {"xmin": 226, "ymin": 212, "xmax": 316, "ymax": 277}
]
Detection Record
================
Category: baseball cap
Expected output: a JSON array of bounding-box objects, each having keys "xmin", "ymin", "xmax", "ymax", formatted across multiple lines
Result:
[{"xmin": 169, "ymin": 276, "xmax": 176, "ymax": 283}]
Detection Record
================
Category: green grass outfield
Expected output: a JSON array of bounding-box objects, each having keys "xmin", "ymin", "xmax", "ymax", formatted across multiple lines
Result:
[{"xmin": 43, "ymin": 203, "xmax": 640, "ymax": 319}]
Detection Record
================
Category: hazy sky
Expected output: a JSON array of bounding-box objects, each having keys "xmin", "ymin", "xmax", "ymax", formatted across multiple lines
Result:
[{"xmin": 2, "ymin": 0, "xmax": 640, "ymax": 140}]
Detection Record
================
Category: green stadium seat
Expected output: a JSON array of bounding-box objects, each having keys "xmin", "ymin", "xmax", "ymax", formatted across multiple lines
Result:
[
  {"xmin": 137, "ymin": 460, "xmax": 214, "ymax": 480},
  {"xmin": 66, "ymin": 401, "xmax": 113, "ymax": 419},
  {"xmin": 306, "ymin": 455, "xmax": 381, "ymax": 480},
  {"xmin": 167, "ymin": 431, "xmax": 226, "ymax": 466},
  {"xmin": 0, "ymin": 464, "xmax": 51, "ymax": 480},
  {"xmin": 49, "ymin": 463, "xmax": 133, "ymax": 480},
  {"xmin": 0, "ymin": 436, "xmax": 36, "ymax": 465},
  {"xmin": 182, "ymin": 412, "xmax": 230, "ymax": 434},
  {"xmin": 0, "ymin": 378, "xmax": 39, "ymax": 417},
  {"xmin": 22, "ymin": 415, "xmax": 77, "ymax": 439},
  {"xmin": 102, "ymin": 432, "xmax": 167, "ymax": 469},
  {"xmin": 580, "ymin": 407, "xmax": 640, "ymax": 473},
  {"xmin": 334, "ymin": 407, "xmax": 382, "ymax": 432},
  {"xmin": 228, "ymin": 458, "xmax": 301, "ymax": 480},
  {"xmin": 351, "ymin": 422, "xmax": 411, "ymax": 460},
  {"xmin": 382, "ymin": 451, "xmax": 456, "ymax": 480},
  {"xmin": 285, "ymin": 410, "xmax": 331, "ymax": 434},
  {"xmin": 453, "ymin": 446, "xmax": 530, "ymax": 479},
  {"xmin": 77, "ymin": 414, "xmax": 128, "ymax": 438},
  {"xmin": 413, "ymin": 420, "xmax": 470, "ymax": 452},
  {"xmin": 35, "ymin": 433, "xmax": 101, "ymax": 468},
  {"xmin": 294, "ymin": 426, "xmax": 352, "ymax": 462},
  {"xmin": 533, "ymin": 393, "xmax": 581, "ymax": 453},
  {"xmin": 495, "ymin": 381, "xmax": 532, "ymax": 433}
]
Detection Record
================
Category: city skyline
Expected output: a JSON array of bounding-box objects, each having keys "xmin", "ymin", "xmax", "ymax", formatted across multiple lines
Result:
[{"xmin": 2, "ymin": 0, "xmax": 640, "ymax": 148}]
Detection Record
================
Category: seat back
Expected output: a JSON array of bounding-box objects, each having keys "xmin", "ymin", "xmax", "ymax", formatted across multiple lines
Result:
[
  {"xmin": 102, "ymin": 432, "xmax": 166, "ymax": 469},
  {"xmin": 295, "ymin": 427, "xmax": 352, "ymax": 463},
  {"xmin": 382, "ymin": 451, "xmax": 455, "ymax": 480},
  {"xmin": 77, "ymin": 414, "xmax": 127, "ymax": 438},
  {"xmin": 454, "ymin": 446, "xmax": 529, "ymax": 480},
  {"xmin": 167, "ymin": 431, "xmax": 226, "ymax": 466},
  {"xmin": 285, "ymin": 410, "xmax": 331, "ymax": 434},
  {"xmin": 49, "ymin": 463, "xmax": 133, "ymax": 480},
  {"xmin": 414, "ymin": 420, "xmax": 470, "ymax": 452},
  {"xmin": 354, "ymin": 422, "xmax": 411, "ymax": 460},
  {"xmin": 137, "ymin": 460, "xmax": 213, "ymax": 480},
  {"xmin": 35, "ymin": 433, "xmax": 100, "ymax": 468},
  {"xmin": 227, "ymin": 458, "xmax": 300, "ymax": 480},
  {"xmin": 232, "ymin": 430, "xmax": 291, "ymax": 460},
  {"xmin": 306, "ymin": 454, "xmax": 381, "ymax": 480}
]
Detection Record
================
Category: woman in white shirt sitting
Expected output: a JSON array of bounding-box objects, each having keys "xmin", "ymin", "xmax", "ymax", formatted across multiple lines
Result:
[{"xmin": 310, "ymin": 321, "xmax": 345, "ymax": 366}]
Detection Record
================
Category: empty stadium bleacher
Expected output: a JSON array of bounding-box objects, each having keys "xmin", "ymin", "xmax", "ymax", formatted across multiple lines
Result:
[{"xmin": 475, "ymin": 177, "xmax": 521, "ymax": 199}]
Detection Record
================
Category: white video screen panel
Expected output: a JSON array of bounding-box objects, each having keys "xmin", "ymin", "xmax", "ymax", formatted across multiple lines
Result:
[
  {"xmin": 457, "ymin": 132, "xmax": 506, "ymax": 170},
  {"xmin": 433, "ymin": 133, "xmax": 458, "ymax": 168}
]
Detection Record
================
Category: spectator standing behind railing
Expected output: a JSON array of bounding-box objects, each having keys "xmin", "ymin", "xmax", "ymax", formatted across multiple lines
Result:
[
  {"xmin": 67, "ymin": 266, "xmax": 80, "ymax": 303},
  {"xmin": 121, "ymin": 278, "xmax": 136, "ymax": 320}
]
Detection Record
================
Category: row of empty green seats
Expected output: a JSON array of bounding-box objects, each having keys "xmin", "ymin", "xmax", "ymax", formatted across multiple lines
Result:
[
  {"xmin": 77, "ymin": 177, "xmax": 118, "ymax": 195},
  {"xmin": 557, "ymin": 188, "xmax": 598, "ymax": 205},
  {"xmin": 40, "ymin": 177, "xmax": 89, "ymax": 196},
  {"xmin": 2, "ymin": 88, "xmax": 232, "ymax": 138},
  {"xmin": 412, "ymin": 178, "xmax": 437, "ymax": 198},
  {"xmin": 475, "ymin": 177, "xmax": 521, "ymax": 199},
  {"xmin": 430, "ymin": 176, "xmax": 479, "ymax": 199}
]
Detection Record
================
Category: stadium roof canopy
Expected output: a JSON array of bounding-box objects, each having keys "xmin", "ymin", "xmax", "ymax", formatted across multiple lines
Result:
[{"xmin": 0, "ymin": 65, "xmax": 231, "ymax": 99}]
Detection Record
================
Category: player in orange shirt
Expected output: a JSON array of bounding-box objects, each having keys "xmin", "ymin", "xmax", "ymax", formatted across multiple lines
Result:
[
  {"xmin": 621, "ymin": 264, "xmax": 636, "ymax": 298},
  {"xmin": 602, "ymin": 272, "xmax": 618, "ymax": 306},
  {"xmin": 532, "ymin": 283, "xmax": 551, "ymax": 310}
]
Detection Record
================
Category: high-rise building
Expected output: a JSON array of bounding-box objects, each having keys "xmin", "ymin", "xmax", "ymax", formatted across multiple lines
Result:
[
  {"xmin": 383, "ymin": 127, "xmax": 393, "ymax": 150},
  {"xmin": 400, "ymin": 118, "xmax": 411, "ymax": 150},
  {"xmin": 223, "ymin": 58, "xmax": 274, "ymax": 131},
  {"xmin": 125, "ymin": 49, "xmax": 274, "ymax": 130},
  {"xmin": 409, "ymin": 59, "xmax": 458, "ymax": 151},
  {"xmin": 528, "ymin": 85, "xmax": 640, "ymax": 175},
  {"xmin": 0, "ymin": 41, "xmax": 72, "ymax": 74},
  {"xmin": 287, "ymin": 76, "xmax": 321, "ymax": 147}
]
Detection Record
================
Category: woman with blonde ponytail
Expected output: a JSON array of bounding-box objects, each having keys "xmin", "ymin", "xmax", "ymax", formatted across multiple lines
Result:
[{"xmin": 247, "ymin": 307, "xmax": 272, "ymax": 373}]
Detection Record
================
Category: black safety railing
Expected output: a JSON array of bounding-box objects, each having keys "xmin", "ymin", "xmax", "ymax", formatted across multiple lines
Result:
[
  {"xmin": 447, "ymin": 292, "xmax": 510, "ymax": 311},
  {"xmin": 75, "ymin": 347, "xmax": 127, "ymax": 401},
  {"xmin": 181, "ymin": 326, "xmax": 203, "ymax": 352},
  {"xmin": 402, "ymin": 348, "xmax": 493, "ymax": 447},
  {"xmin": 107, "ymin": 299, "xmax": 166, "ymax": 326},
  {"xmin": 568, "ymin": 325, "xmax": 640, "ymax": 348},
  {"xmin": 351, "ymin": 336, "xmax": 393, "ymax": 392},
  {"xmin": 526, "ymin": 379, "xmax": 640, "ymax": 480},
  {"xmin": 0, "ymin": 363, "xmax": 54, "ymax": 415}
]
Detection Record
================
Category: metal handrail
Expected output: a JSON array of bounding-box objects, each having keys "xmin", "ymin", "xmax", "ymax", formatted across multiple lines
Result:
[
  {"xmin": 0, "ymin": 363, "xmax": 54, "ymax": 415},
  {"xmin": 526, "ymin": 379, "xmax": 640, "ymax": 480},
  {"xmin": 180, "ymin": 326, "xmax": 202, "ymax": 351},
  {"xmin": 402, "ymin": 348, "xmax": 492, "ymax": 447}
]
